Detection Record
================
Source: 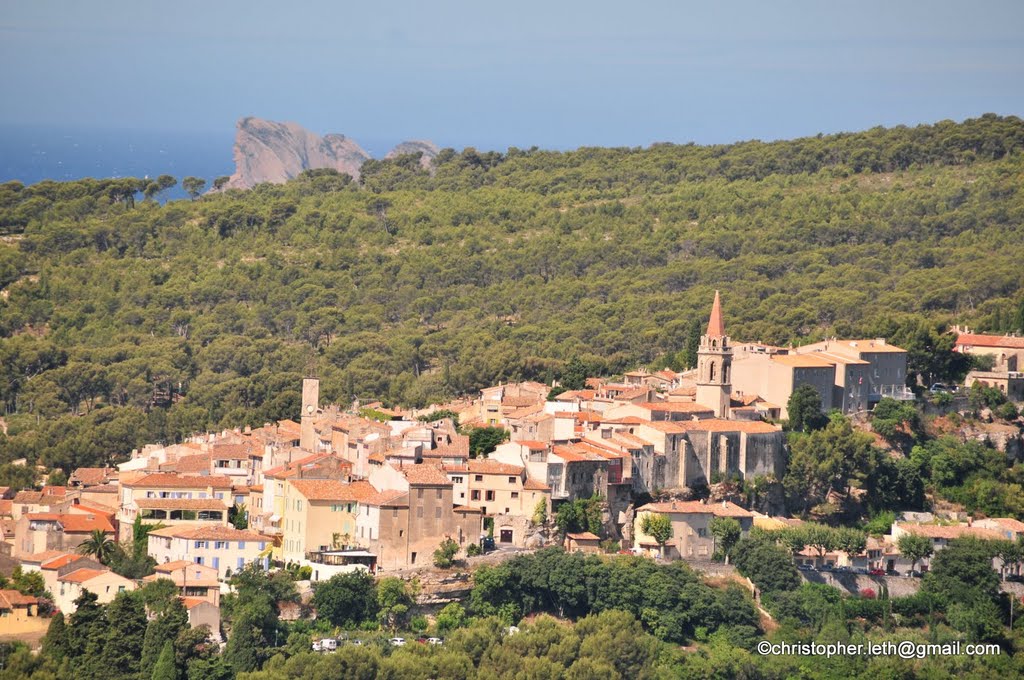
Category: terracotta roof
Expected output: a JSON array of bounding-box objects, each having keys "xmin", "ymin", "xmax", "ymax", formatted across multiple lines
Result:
[
  {"xmin": 637, "ymin": 421, "xmax": 694, "ymax": 434},
  {"xmin": 524, "ymin": 478, "xmax": 550, "ymax": 491},
  {"xmin": 211, "ymin": 443, "xmax": 256, "ymax": 460},
  {"xmin": 147, "ymin": 525, "xmax": 271, "ymax": 541},
  {"xmin": 669, "ymin": 386, "xmax": 697, "ymax": 397},
  {"xmin": 807, "ymin": 351, "xmax": 870, "ymax": 366},
  {"xmin": 289, "ymin": 479, "xmax": 377, "ymax": 503},
  {"xmin": 69, "ymin": 467, "xmax": 116, "ymax": 486},
  {"xmin": 638, "ymin": 500, "xmax": 753, "ymax": 518},
  {"xmin": 59, "ymin": 568, "xmax": 110, "ymax": 584},
  {"xmin": 27, "ymin": 512, "xmax": 114, "ymax": 533},
  {"xmin": 516, "ymin": 440, "xmax": 549, "ymax": 451},
  {"xmin": 398, "ymin": 464, "xmax": 453, "ymax": 486},
  {"xmin": 955, "ymin": 333, "xmax": 1024, "ymax": 350},
  {"xmin": 262, "ymin": 453, "xmax": 345, "ymax": 479},
  {"xmin": 125, "ymin": 473, "xmax": 233, "ymax": 489},
  {"xmin": 68, "ymin": 501, "xmax": 117, "ymax": 516},
  {"xmin": 640, "ymin": 419, "xmax": 780, "ymax": 435},
  {"xmin": 502, "ymin": 395, "xmax": 541, "ymax": 408},
  {"xmin": 467, "ymin": 460, "xmax": 524, "ymax": 476},
  {"xmin": 82, "ymin": 484, "xmax": 118, "ymax": 494},
  {"xmin": 896, "ymin": 522, "xmax": 1002, "ymax": 541},
  {"xmin": 551, "ymin": 445, "xmax": 605, "ymax": 463},
  {"xmin": 170, "ymin": 454, "xmax": 213, "ymax": 473},
  {"xmin": 181, "ymin": 597, "xmax": 213, "ymax": 610},
  {"xmin": 363, "ymin": 488, "xmax": 408, "ymax": 507},
  {"xmin": 20, "ymin": 550, "xmax": 68, "ymax": 565},
  {"xmin": 0, "ymin": 500, "xmax": 11, "ymax": 516},
  {"xmin": 771, "ymin": 354, "xmax": 836, "ymax": 368},
  {"xmin": 567, "ymin": 531, "xmax": 600, "ymax": 541},
  {"xmin": 841, "ymin": 340, "xmax": 907, "ymax": 354},
  {"xmin": 984, "ymin": 518, "xmax": 1024, "ymax": 533},
  {"xmin": 0, "ymin": 589, "xmax": 37, "ymax": 608},
  {"xmin": 40, "ymin": 553, "xmax": 87, "ymax": 570},
  {"xmin": 136, "ymin": 498, "xmax": 229, "ymax": 510},
  {"xmin": 454, "ymin": 505, "xmax": 483, "ymax": 513},
  {"xmin": 602, "ymin": 416, "xmax": 645, "ymax": 425},
  {"xmin": 706, "ymin": 290, "xmax": 725, "ymax": 337},
  {"xmin": 41, "ymin": 486, "xmax": 69, "ymax": 496}
]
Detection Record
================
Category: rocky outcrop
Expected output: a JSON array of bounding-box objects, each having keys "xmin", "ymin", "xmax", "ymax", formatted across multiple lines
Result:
[
  {"xmin": 223, "ymin": 119, "xmax": 441, "ymax": 190},
  {"xmin": 385, "ymin": 140, "xmax": 440, "ymax": 169},
  {"xmin": 224, "ymin": 117, "xmax": 372, "ymax": 190}
]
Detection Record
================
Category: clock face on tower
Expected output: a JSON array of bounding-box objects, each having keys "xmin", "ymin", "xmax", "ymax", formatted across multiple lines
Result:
[{"xmin": 306, "ymin": 405, "xmax": 314, "ymax": 414}]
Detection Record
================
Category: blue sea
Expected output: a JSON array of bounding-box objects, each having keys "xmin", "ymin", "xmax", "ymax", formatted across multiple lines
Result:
[{"xmin": 0, "ymin": 125, "xmax": 236, "ymax": 199}]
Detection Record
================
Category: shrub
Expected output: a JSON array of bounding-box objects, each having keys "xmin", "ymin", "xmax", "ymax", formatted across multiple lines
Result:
[
  {"xmin": 433, "ymin": 538, "xmax": 460, "ymax": 568},
  {"xmin": 466, "ymin": 543, "xmax": 482, "ymax": 557}
]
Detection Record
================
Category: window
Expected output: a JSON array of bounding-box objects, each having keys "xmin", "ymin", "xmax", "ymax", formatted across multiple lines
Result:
[
  {"xmin": 118, "ymin": 585, "xmax": 126, "ymax": 592},
  {"xmin": 214, "ymin": 541, "xmax": 227, "ymax": 550},
  {"xmin": 237, "ymin": 557, "xmax": 245, "ymax": 570},
  {"xmin": 194, "ymin": 540, "xmax": 208, "ymax": 549},
  {"xmin": 238, "ymin": 541, "xmax": 246, "ymax": 550},
  {"xmin": 452, "ymin": 476, "xmax": 463, "ymax": 484},
  {"xmin": 196, "ymin": 557, "xmax": 204, "ymax": 565},
  {"xmin": 485, "ymin": 491, "xmax": 495, "ymax": 502},
  {"xmin": 417, "ymin": 488, "xmax": 424, "ymax": 499},
  {"xmin": 399, "ymin": 529, "xmax": 404, "ymax": 537},
  {"xmin": 435, "ymin": 507, "xmax": 441, "ymax": 518},
  {"xmin": 297, "ymin": 500, "xmax": 303, "ymax": 511},
  {"xmin": 417, "ymin": 507, "xmax": 424, "ymax": 518},
  {"xmin": 392, "ymin": 508, "xmax": 399, "ymax": 518},
  {"xmin": 508, "ymin": 477, "xmax": 517, "ymax": 484},
  {"xmin": 471, "ymin": 490, "xmax": 480, "ymax": 501},
  {"xmin": 258, "ymin": 542, "xmax": 266, "ymax": 550},
  {"xmin": 213, "ymin": 557, "xmax": 220, "ymax": 570},
  {"xmin": 697, "ymin": 528, "xmax": 707, "ymax": 538},
  {"xmin": 511, "ymin": 492, "xmax": 519, "ymax": 499},
  {"xmin": 436, "ymin": 489, "xmax": 442, "ymax": 500},
  {"xmin": 475, "ymin": 475, "xmax": 483, "ymax": 482},
  {"xmin": 215, "ymin": 492, "xmax": 224, "ymax": 499}
]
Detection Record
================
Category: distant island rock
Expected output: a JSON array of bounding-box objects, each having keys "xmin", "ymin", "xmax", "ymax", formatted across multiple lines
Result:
[{"xmin": 223, "ymin": 117, "xmax": 437, "ymax": 190}]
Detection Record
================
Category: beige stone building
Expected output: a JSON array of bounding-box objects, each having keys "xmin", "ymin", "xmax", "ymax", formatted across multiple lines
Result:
[
  {"xmin": 0, "ymin": 589, "xmax": 46, "ymax": 637},
  {"xmin": 147, "ymin": 526, "xmax": 272, "ymax": 580},
  {"xmin": 119, "ymin": 473, "xmax": 234, "ymax": 541},
  {"xmin": 633, "ymin": 500, "xmax": 753, "ymax": 559},
  {"xmin": 55, "ymin": 568, "xmax": 137, "ymax": 614},
  {"xmin": 144, "ymin": 561, "xmax": 221, "ymax": 606}
]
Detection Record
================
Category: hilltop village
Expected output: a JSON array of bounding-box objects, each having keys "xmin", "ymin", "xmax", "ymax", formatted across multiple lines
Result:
[{"xmin": 1, "ymin": 293, "xmax": 1023, "ymax": 645}]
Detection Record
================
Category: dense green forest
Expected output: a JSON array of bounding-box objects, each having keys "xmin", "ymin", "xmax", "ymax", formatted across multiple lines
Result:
[
  {"xmin": 1, "ymin": 114, "xmax": 1023, "ymax": 472},
  {"xmin": 5, "ymin": 548, "xmax": 1024, "ymax": 680}
]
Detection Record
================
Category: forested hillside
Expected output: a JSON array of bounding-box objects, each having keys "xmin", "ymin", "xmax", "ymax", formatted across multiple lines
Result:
[{"xmin": 1, "ymin": 115, "xmax": 1023, "ymax": 473}]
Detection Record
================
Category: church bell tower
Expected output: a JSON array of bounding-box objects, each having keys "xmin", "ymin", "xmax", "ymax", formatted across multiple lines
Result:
[{"xmin": 695, "ymin": 291, "xmax": 732, "ymax": 418}]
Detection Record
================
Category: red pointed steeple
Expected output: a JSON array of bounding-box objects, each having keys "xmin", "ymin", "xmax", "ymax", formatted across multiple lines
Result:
[{"xmin": 706, "ymin": 290, "xmax": 725, "ymax": 337}]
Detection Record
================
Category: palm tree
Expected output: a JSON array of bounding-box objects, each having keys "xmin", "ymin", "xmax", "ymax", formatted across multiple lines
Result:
[{"xmin": 78, "ymin": 529, "xmax": 117, "ymax": 564}]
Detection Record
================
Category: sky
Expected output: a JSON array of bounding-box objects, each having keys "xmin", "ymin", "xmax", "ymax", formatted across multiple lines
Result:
[{"xmin": 2, "ymin": 0, "xmax": 1023, "ymax": 153}]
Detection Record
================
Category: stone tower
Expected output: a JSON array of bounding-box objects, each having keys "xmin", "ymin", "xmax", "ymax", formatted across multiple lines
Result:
[
  {"xmin": 695, "ymin": 291, "xmax": 732, "ymax": 418},
  {"xmin": 300, "ymin": 378, "xmax": 319, "ymax": 452}
]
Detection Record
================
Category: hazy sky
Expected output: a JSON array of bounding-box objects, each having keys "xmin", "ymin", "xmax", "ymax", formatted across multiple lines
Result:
[{"xmin": 2, "ymin": 0, "xmax": 1023, "ymax": 150}]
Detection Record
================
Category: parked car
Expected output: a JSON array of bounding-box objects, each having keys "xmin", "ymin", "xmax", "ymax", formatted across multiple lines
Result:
[
  {"xmin": 869, "ymin": 568, "xmax": 885, "ymax": 576},
  {"xmin": 797, "ymin": 563, "xmax": 814, "ymax": 571},
  {"xmin": 905, "ymin": 570, "xmax": 922, "ymax": 578},
  {"xmin": 350, "ymin": 639, "xmax": 363, "ymax": 646},
  {"xmin": 321, "ymin": 638, "xmax": 337, "ymax": 652},
  {"xmin": 482, "ymin": 536, "xmax": 496, "ymax": 552},
  {"xmin": 929, "ymin": 383, "xmax": 949, "ymax": 393},
  {"xmin": 853, "ymin": 567, "xmax": 869, "ymax": 574},
  {"xmin": 427, "ymin": 637, "xmax": 443, "ymax": 645},
  {"xmin": 415, "ymin": 637, "xmax": 429, "ymax": 644},
  {"xmin": 390, "ymin": 637, "xmax": 406, "ymax": 646}
]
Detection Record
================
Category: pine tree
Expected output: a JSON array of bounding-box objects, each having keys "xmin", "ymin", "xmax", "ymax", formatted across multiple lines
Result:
[{"xmin": 151, "ymin": 640, "xmax": 178, "ymax": 680}]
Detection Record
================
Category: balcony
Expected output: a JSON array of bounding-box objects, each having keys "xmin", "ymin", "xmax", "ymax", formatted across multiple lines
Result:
[{"xmin": 871, "ymin": 385, "xmax": 914, "ymax": 401}]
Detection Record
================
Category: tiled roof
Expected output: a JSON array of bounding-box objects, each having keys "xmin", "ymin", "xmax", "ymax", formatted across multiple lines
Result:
[
  {"xmin": 40, "ymin": 553, "xmax": 87, "ymax": 570},
  {"xmin": 840, "ymin": 340, "xmax": 907, "ymax": 353},
  {"xmin": 181, "ymin": 596, "xmax": 213, "ymax": 610},
  {"xmin": 638, "ymin": 500, "xmax": 753, "ymax": 518},
  {"xmin": 27, "ymin": 512, "xmax": 114, "ymax": 533},
  {"xmin": 155, "ymin": 560, "xmax": 211, "ymax": 572},
  {"xmin": 211, "ymin": 443, "xmax": 256, "ymax": 460},
  {"xmin": 567, "ymin": 531, "xmax": 600, "ymax": 541},
  {"xmin": 0, "ymin": 589, "xmax": 37, "ymax": 608},
  {"xmin": 147, "ymin": 525, "xmax": 271, "ymax": 542},
  {"xmin": 398, "ymin": 464, "xmax": 453, "ymax": 486},
  {"xmin": 640, "ymin": 419, "xmax": 780, "ymax": 435},
  {"xmin": 771, "ymin": 354, "xmax": 836, "ymax": 368},
  {"xmin": 517, "ymin": 440, "xmax": 549, "ymax": 451},
  {"xmin": 125, "ymin": 473, "xmax": 233, "ymax": 489},
  {"xmin": 0, "ymin": 500, "xmax": 11, "ymax": 516},
  {"xmin": 454, "ymin": 505, "xmax": 483, "ymax": 513},
  {"xmin": 289, "ymin": 479, "xmax": 377, "ymax": 503},
  {"xmin": 59, "ymin": 568, "xmax": 110, "ymax": 584},
  {"xmin": 985, "ymin": 517, "xmax": 1024, "ymax": 533},
  {"xmin": 69, "ymin": 467, "xmax": 116, "ymax": 486},
  {"xmin": 171, "ymin": 454, "xmax": 213, "ymax": 473},
  {"xmin": 467, "ymin": 460, "xmax": 524, "ymax": 476},
  {"xmin": 551, "ymin": 445, "xmax": 605, "ymax": 463},
  {"xmin": 363, "ymin": 488, "xmax": 409, "ymax": 507},
  {"xmin": 896, "ymin": 522, "xmax": 1002, "ymax": 541},
  {"xmin": 524, "ymin": 478, "xmax": 550, "ymax": 491},
  {"xmin": 955, "ymin": 333, "xmax": 1024, "ymax": 350},
  {"xmin": 136, "ymin": 498, "xmax": 229, "ymax": 510},
  {"xmin": 20, "ymin": 550, "xmax": 68, "ymax": 565}
]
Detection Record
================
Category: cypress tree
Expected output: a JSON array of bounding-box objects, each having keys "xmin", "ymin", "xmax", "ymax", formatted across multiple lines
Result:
[
  {"xmin": 151, "ymin": 640, "xmax": 178, "ymax": 680},
  {"xmin": 141, "ymin": 598, "xmax": 189, "ymax": 679}
]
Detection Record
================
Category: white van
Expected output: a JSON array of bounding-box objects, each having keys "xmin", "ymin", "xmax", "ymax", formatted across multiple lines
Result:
[{"xmin": 321, "ymin": 638, "xmax": 338, "ymax": 651}]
